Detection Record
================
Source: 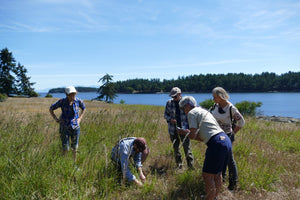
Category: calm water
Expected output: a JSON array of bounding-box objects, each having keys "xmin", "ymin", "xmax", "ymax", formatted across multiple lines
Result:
[{"xmin": 40, "ymin": 92, "xmax": 300, "ymax": 118}]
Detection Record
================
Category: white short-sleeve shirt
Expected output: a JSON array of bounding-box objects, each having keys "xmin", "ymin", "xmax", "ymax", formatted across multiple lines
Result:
[{"xmin": 188, "ymin": 107, "xmax": 224, "ymax": 144}]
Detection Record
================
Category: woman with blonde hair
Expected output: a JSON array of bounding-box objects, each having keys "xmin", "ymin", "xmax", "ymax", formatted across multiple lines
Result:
[{"xmin": 211, "ymin": 87, "xmax": 245, "ymax": 191}]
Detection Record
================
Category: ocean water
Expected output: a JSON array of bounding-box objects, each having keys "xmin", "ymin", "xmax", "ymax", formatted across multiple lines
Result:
[{"xmin": 40, "ymin": 92, "xmax": 300, "ymax": 118}]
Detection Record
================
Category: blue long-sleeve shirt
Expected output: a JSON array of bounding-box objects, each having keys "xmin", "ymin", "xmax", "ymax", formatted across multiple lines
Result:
[
  {"xmin": 111, "ymin": 137, "xmax": 143, "ymax": 182},
  {"xmin": 49, "ymin": 97, "xmax": 86, "ymax": 129}
]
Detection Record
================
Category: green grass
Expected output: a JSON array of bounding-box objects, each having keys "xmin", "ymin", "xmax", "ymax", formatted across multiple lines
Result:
[{"xmin": 0, "ymin": 98, "xmax": 299, "ymax": 199}]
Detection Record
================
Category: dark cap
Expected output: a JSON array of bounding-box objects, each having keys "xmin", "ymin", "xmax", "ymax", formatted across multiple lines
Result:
[
  {"xmin": 134, "ymin": 137, "xmax": 149, "ymax": 162},
  {"xmin": 134, "ymin": 137, "xmax": 147, "ymax": 151}
]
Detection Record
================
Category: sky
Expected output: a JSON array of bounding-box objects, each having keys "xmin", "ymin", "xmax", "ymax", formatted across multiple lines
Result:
[{"xmin": 1, "ymin": 0, "xmax": 300, "ymax": 92}]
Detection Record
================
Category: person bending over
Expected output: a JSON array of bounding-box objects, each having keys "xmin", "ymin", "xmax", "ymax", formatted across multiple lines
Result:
[
  {"xmin": 177, "ymin": 96, "xmax": 232, "ymax": 200},
  {"xmin": 111, "ymin": 137, "xmax": 149, "ymax": 187}
]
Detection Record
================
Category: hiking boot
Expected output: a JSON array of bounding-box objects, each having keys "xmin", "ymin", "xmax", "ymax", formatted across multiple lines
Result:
[{"xmin": 228, "ymin": 183, "xmax": 237, "ymax": 191}]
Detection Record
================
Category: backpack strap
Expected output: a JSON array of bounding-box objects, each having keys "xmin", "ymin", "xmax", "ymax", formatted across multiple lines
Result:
[
  {"xmin": 210, "ymin": 103, "xmax": 217, "ymax": 113},
  {"xmin": 229, "ymin": 105, "xmax": 233, "ymax": 121},
  {"xmin": 229, "ymin": 105, "xmax": 236, "ymax": 130}
]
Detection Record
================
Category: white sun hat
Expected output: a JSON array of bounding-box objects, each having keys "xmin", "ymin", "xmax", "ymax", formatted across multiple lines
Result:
[{"xmin": 65, "ymin": 86, "xmax": 77, "ymax": 95}]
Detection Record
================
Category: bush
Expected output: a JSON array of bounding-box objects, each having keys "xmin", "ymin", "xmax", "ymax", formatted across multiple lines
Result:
[
  {"xmin": 45, "ymin": 93, "xmax": 53, "ymax": 98},
  {"xmin": 120, "ymin": 99, "xmax": 125, "ymax": 104},
  {"xmin": 235, "ymin": 101, "xmax": 262, "ymax": 116},
  {"xmin": 199, "ymin": 99, "xmax": 262, "ymax": 116},
  {"xmin": 29, "ymin": 91, "xmax": 39, "ymax": 97},
  {"xmin": 0, "ymin": 93, "xmax": 7, "ymax": 102},
  {"xmin": 199, "ymin": 99, "xmax": 215, "ymax": 110}
]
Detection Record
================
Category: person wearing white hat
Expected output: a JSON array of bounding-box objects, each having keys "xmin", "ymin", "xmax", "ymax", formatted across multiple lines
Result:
[
  {"xmin": 49, "ymin": 86, "xmax": 86, "ymax": 162},
  {"xmin": 164, "ymin": 87, "xmax": 194, "ymax": 170}
]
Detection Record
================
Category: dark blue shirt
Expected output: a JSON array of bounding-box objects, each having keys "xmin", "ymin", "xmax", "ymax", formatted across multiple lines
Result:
[{"xmin": 50, "ymin": 97, "xmax": 85, "ymax": 129}]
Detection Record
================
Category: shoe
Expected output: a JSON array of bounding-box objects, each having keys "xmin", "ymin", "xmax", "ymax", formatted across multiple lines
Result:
[
  {"xmin": 176, "ymin": 163, "xmax": 183, "ymax": 170},
  {"xmin": 228, "ymin": 184, "xmax": 236, "ymax": 191}
]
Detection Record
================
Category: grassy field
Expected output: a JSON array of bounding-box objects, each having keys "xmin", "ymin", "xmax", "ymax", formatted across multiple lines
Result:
[{"xmin": 0, "ymin": 97, "xmax": 299, "ymax": 200}]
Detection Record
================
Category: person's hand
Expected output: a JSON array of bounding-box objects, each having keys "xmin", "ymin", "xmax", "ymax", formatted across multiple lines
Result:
[
  {"xmin": 133, "ymin": 179, "xmax": 143, "ymax": 187},
  {"xmin": 177, "ymin": 128, "xmax": 190, "ymax": 135},
  {"xmin": 54, "ymin": 117, "xmax": 61, "ymax": 123},
  {"xmin": 77, "ymin": 117, "xmax": 82, "ymax": 124},
  {"xmin": 171, "ymin": 119, "xmax": 177, "ymax": 124},
  {"xmin": 139, "ymin": 173, "xmax": 146, "ymax": 182},
  {"xmin": 138, "ymin": 167, "xmax": 146, "ymax": 182}
]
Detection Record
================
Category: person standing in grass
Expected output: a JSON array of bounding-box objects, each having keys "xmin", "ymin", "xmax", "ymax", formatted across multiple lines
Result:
[
  {"xmin": 111, "ymin": 137, "xmax": 149, "ymax": 187},
  {"xmin": 49, "ymin": 86, "xmax": 86, "ymax": 162},
  {"xmin": 177, "ymin": 96, "xmax": 232, "ymax": 200},
  {"xmin": 164, "ymin": 87, "xmax": 194, "ymax": 170},
  {"xmin": 211, "ymin": 86, "xmax": 245, "ymax": 191}
]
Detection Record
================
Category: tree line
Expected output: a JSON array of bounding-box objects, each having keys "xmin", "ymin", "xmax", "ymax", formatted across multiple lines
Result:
[
  {"xmin": 48, "ymin": 71, "xmax": 300, "ymax": 96},
  {"xmin": 114, "ymin": 72, "xmax": 300, "ymax": 93},
  {"xmin": 0, "ymin": 48, "xmax": 37, "ymax": 97}
]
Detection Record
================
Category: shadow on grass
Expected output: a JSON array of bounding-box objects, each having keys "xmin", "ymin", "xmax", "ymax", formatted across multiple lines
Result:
[
  {"xmin": 148, "ymin": 154, "xmax": 174, "ymax": 177},
  {"xmin": 169, "ymin": 172, "xmax": 205, "ymax": 200}
]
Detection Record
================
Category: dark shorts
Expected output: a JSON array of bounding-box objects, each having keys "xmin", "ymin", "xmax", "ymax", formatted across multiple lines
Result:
[
  {"xmin": 203, "ymin": 132, "xmax": 232, "ymax": 174},
  {"xmin": 59, "ymin": 125, "xmax": 80, "ymax": 151}
]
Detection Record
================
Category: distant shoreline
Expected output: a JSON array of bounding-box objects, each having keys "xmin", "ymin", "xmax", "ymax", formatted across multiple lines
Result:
[{"xmin": 256, "ymin": 115, "xmax": 300, "ymax": 123}]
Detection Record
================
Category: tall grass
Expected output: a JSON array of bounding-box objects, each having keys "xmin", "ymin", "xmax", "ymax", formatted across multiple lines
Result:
[{"xmin": 0, "ymin": 97, "xmax": 299, "ymax": 199}]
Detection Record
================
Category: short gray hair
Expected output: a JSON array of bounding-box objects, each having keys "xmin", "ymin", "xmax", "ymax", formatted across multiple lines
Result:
[
  {"xmin": 212, "ymin": 87, "xmax": 230, "ymax": 101},
  {"xmin": 179, "ymin": 96, "xmax": 197, "ymax": 108}
]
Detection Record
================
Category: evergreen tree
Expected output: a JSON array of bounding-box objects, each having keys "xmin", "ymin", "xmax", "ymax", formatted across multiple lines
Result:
[
  {"xmin": 0, "ymin": 48, "xmax": 16, "ymax": 95},
  {"xmin": 96, "ymin": 73, "xmax": 117, "ymax": 102},
  {"xmin": 15, "ymin": 63, "xmax": 37, "ymax": 96},
  {"xmin": 0, "ymin": 48, "xmax": 36, "ymax": 96}
]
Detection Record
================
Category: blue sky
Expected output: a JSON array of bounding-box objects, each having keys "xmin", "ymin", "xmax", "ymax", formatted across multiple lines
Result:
[{"xmin": 1, "ymin": 0, "xmax": 300, "ymax": 92}]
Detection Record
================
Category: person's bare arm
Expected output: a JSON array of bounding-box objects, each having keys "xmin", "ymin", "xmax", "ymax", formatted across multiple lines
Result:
[
  {"xmin": 178, "ymin": 128, "xmax": 203, "ymax": 141},
  {"xmin": 49, "ymin": 108, "xmax": 60, "ymax": 123}
]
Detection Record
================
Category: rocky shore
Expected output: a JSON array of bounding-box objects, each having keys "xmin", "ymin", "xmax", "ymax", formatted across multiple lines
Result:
[{"xmin": 256, "ymin": 115, "xmax": 300, "ymax": 123}]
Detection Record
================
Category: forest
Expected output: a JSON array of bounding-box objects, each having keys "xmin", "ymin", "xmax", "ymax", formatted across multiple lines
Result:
[
  {"xmin": 114, "ymin": 71, "xmax": 300, "ymax": 93},
  {"xmin": 50, "ymin": 71, "xmax": 300, "ymax": 94}
]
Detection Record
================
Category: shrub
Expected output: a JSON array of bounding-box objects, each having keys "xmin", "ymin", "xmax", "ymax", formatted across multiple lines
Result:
[
  {"xmin": 45, "ymin": 93, "xmax": 53, "ymax": 98},
  {"xmin": 120, "ymin": 99, "xmax": 125, "ymax": 104},
  {"xmin": 235, "ymin": 101, "xmax": 262, "ymax": 116},
  {"xmin": 0, "ymin": 93, "xmax": 7, "ymax": 102},
  {"xmin": 199, "ymin": 99, "xmax": 214, "ymax": 110},
  {"xmin": 199, "ymin": 99, "xmax": 262, "ymax": 116},
  {"xmin": 29, "ymin": 91, "xmax": 39, "ymax": 97}
]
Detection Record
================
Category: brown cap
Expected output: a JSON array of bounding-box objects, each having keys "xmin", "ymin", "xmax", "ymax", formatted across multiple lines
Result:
[
  {"xmin": 134, "ymin": 137, "xmax": 147, "ymax": 151},
  {"xmin": 134, "ymin": 137, "xmax": 149, "ymax": 162}
]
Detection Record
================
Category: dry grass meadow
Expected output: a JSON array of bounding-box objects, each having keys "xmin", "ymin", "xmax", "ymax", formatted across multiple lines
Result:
[{"xmin": 0, "ymin": 97, "xmax": 299, "ymax": 200}]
